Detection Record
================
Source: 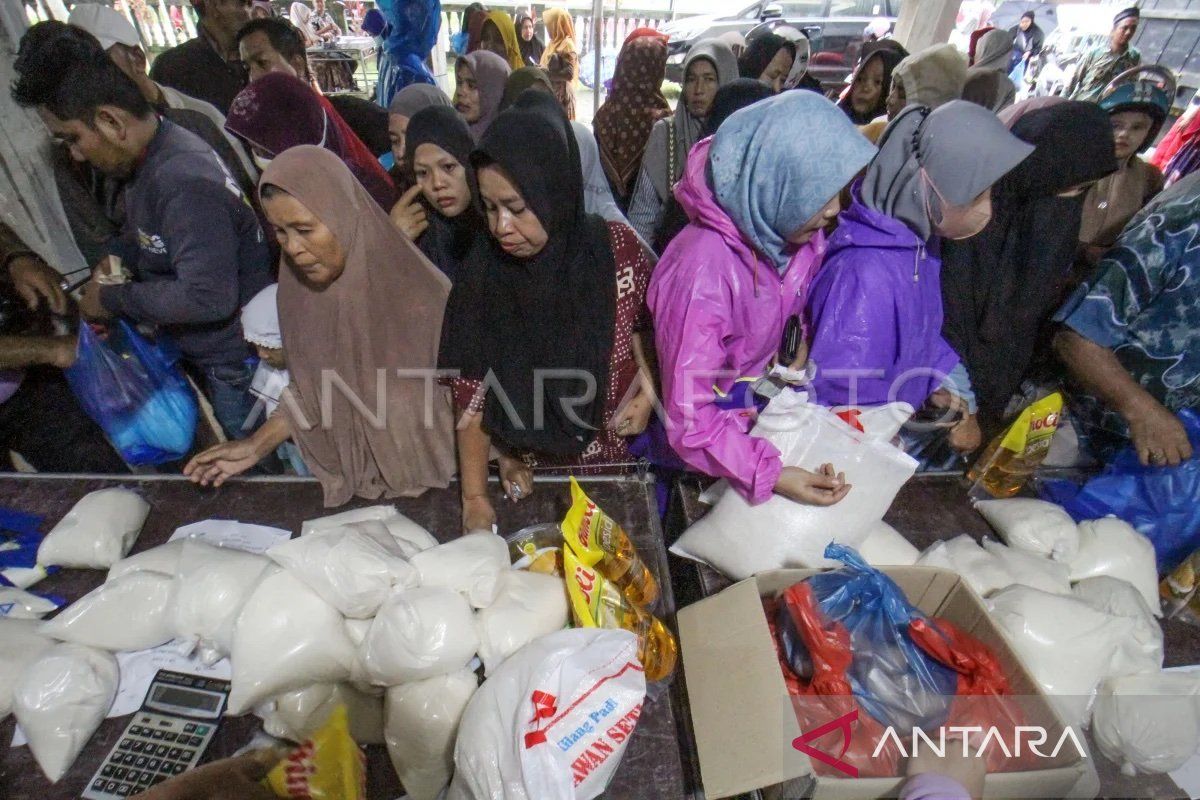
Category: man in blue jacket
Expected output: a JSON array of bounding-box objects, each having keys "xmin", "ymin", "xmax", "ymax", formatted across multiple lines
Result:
[{"xmin": 12, "ymin": 23, "xmax": 271, "ymax": 441}]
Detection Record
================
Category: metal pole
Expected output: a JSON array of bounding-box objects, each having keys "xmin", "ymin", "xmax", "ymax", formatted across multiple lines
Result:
[{"xmin": 592, "ymin": 0, "xmax": 603, "ymax": 116}]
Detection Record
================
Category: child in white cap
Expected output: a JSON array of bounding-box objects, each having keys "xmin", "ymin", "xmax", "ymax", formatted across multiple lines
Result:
[{"xmin": 241, "ymin": 285, "xmax": 309, "ymax": 475}]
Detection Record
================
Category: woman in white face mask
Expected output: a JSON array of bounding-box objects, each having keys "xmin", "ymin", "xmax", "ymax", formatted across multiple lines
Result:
[{"xmin": 804, "ymin": 101, "xmax": 1034, "ymax": 453}]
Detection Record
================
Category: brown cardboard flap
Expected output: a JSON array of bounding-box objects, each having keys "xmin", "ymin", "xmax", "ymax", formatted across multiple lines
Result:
[{"xmin": 677, "ymin": 578, "xmax": 811, "ymax": 799}]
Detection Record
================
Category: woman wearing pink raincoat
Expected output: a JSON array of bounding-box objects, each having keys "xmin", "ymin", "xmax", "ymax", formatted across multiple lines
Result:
[{"xmin": 648, "ymin": 91, "xmax": 875, "ymax": 507}]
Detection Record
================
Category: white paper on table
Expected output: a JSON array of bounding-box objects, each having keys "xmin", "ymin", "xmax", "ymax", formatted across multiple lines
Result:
[
  {"xmin": 168, "ymin": 519, "xmax": 291, "ymax": 554},
  {"xmin": 1168, "ymin": 665, "xmax": 1200, "ymax": 799},
  {"xmin": 10, "ymin": 641, "xmax": 232, "ymax": 747}
]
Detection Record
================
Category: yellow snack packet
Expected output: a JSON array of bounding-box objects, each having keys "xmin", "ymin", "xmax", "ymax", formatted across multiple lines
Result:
[
  {"xmin": 560, "ymin": 477, "xmax": 658, "ymax": 607},
  {"xmin": 265, "ymin": 705, "xmax": 365, "ymax": 799}
]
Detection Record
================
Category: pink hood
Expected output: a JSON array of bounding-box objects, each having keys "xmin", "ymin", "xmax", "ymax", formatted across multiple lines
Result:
[{"xmin": 648, "ymin": 137, "xmax": 826, "ymax": 504}]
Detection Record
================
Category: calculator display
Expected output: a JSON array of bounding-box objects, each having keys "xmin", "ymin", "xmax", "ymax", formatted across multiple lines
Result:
[{"xmin": 151, "ymin": 685, "xmax": 222, "ymax": 713}]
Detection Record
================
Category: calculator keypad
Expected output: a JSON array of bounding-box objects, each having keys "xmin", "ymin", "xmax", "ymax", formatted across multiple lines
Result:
[{"xmin": 81, "ymin": 712, "xmax": 216, "ymax": 799}]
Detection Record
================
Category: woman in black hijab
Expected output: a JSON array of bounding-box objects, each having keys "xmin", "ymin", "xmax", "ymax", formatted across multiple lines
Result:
[
  {"xmin": 398, "ymin": 105, "xmax": 482, "ymax": 283},
  {"xmin": 738, "ymin": 33, "xmax": 796, "ymax": 93},
  {"xmin": 838, "ymin": 42, "xmax": 907, "ymax": 124},
  {"xmin": 443, "ymin": 91, "xmax": 656, "ymax": 531},
  {"xmin": 941, "ymin": 101, "xmax": 1117, "ymax": 432},
  {"xmin": 515, "ymin": 12, "xmax": 544, "ymax": 67}
]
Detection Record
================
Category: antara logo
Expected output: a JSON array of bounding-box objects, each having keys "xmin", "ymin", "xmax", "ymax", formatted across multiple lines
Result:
[
  {"xmin": 791, "ymin": 710, "xmax": 1089, "ymax": 778},
  {"xmin": 792, "ymin": 710, "xmax": 860, "ymax": 778}
]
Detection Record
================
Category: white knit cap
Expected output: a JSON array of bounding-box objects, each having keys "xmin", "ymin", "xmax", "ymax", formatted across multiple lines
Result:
[
  {"xmin": 241, "ymin": 284, "xmax": 283, "ymax": 350},
  {"xmin": 68, "ymin": 4, "xmax": 141, "ymax": 51}
]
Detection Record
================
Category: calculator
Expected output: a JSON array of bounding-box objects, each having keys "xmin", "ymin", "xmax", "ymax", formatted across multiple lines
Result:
[{"xmin": 82, "ymin": 670, "xmax": 230, "ymax": 799}]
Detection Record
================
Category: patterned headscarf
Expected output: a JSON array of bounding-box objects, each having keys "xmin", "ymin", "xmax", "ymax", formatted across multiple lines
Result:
[
  {"xmin": 710, "ymin": 91, "xmax": 875, "ymax": 270},
  {"xmin": 593, "ymin": 29, "xmax": 671, "ymax": 200}
]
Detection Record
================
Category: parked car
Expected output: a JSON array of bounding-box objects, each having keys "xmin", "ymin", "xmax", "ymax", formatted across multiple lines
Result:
[{"xmin": 660, "ymin": 0, "xmax": 902, "ymax": 89}]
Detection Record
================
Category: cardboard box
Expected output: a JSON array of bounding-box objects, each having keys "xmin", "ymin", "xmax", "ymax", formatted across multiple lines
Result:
[{"xmin": 677, "ymin": 567, "xmax": 1099, "ymax": 799}]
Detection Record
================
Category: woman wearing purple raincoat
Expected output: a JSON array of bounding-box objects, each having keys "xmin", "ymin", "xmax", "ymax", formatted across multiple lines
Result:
[
  {"xmin": 804, "ymin": 101, "xmax": 1032, "ymax": 452},
  {"xmin": 648, "ymin": 92, "xmax": 874, "ymax": 507}
]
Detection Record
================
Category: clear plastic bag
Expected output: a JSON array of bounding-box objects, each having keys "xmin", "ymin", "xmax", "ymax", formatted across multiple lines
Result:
[
  {"xmin": 410, "ymin": 532, "xmax": 509, "ymax": 609},
  {"xmin": 672, "ymin": 392, "xmax": 918, "ymax": 580},
  {"xmin": 257, "ymin": 683, "xmax": 385, "ymax": 746},
  {"xmin": 227, "ymin": 570, "xmax": 356, "ymax": 715},
  {"xmin": 106, "ymin": 539, "xmax": 186, "ymax": 582},
  {"xmin": 173, "ymin": 540, "xmax": 272, "ymax": 664},
  {"xmin": 39, "ymin": 571, "xmax": 176, "ymax": 651},
  {"xmin": 37, "ymin": 487, "xmax": 149, "ymax": 569},
  {"xmin": 65, "ymin": 320, "xmax": 197, "ymax": 465},
  {"xmin": 987, "ymin": 584, "xmax": 1134, "ymax": 726},
  {"xmin": 268, "ymin": 523, "xmax": 417, "ymax": 619},
  {"xmin": 0, "ymin": 618, "xmax": 54, "ymax": 720},
  {"xmin": 358, "ymin": 587, "xmax": 479, "ymax": 685},
  {"xmin": 14, "ymin": 643, "xmax": 118, "ymax": 781},
  {"xmin": 974, "ymin": 497, "xmax": 1080, "ymax": 561},
  {"xmin": 1072, "ymin": 576, "xmax": 1163, "ymax": 678},
  {"xmin": 1069, "ymin": 518, "xmax": 1161, "ymax": 615},
  {"xmin": 915, "ymin": 535, "xmax": 1017, "ymax": 597},
  {"xmin": 1093, "ymin": 671, "xmax": 1200, "ymax": 776},
  {"xmin": 385, "ymin": 670, "xmax": 478, "ymax": 800},
  {"xmin": 476, "ymin": 570, "xmax": 569, "ymax": 676}
]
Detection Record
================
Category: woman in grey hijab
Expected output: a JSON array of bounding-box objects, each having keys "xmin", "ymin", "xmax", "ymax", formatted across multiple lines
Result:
[
  {"xmin": 806, "ymin": 101, "xmax": 1033, "ymax": 450},
  {"xmin": 627, "ymin": 38, "xmax": 738, "ymax": 247},
  {"xmin": 964, "ymin": 29, "xmax": 1017, "ymax": 113},
  {"xmin": 386, "ymin": 84, "xmax": 452, "ymax": 185}
]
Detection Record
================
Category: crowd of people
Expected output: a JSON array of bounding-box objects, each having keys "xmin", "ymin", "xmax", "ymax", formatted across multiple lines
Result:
[{"xmin": 1, "ymin": 1, "xmax": 1198, "ymax": 532}]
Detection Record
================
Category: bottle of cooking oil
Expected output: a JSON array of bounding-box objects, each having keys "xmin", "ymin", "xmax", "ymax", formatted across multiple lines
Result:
[
  {"xmin": 1162, "ymin": 549, "xmax": 1200, "ymax": 624},
  {"xmin": 634, "ymin": 613, "xmax": 679, "ymax": 683},
  {"xmin": 968, "ymin": 393, "xmax": 1064, "ymax": 499},
  {"xmin": 561, "ymin": 477, "xmax": 659, "ymax": 608},
  {"xmin": 564, "ymin": 547, "xmax": 678, "ymax": 682}
]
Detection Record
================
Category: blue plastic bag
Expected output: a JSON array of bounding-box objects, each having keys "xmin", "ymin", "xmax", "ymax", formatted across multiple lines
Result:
[
  {"xmin": 1039, "ymin": 409, "xmax": 1200, "ymax": 573},
  {"xmin": 65, "ymin": 320, "xmax": 198, "ymax": 465},
  {"xmin": 1009, "ymin": 59, "xmax": 1026, "ymax": 86},
  {"xmin": 802, "ymin": 543, "xmax": 958, "ymax": 731}
]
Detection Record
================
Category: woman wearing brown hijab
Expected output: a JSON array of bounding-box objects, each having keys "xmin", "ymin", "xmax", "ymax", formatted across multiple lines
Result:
[
  {"xmin": 593, "ymin": 28, "xmax": 671, "ymax": 209},
  {"xmin": 185, "ymin": 146, "xmax": 456, "ymax": 506}
]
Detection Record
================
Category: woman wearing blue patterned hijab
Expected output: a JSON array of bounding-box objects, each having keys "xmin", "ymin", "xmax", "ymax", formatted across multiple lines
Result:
[{"xmin": 709, "ymin": 91, "xmax": 876, "ymax": 270}]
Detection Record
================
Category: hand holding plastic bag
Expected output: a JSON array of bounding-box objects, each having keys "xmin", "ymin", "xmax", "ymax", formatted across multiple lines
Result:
[
  {"xmin": 1040, "ymin": 408, "xmax": 1200, "ymax": 571},
  {"xmin": 65, "ymin": 320, "xmax": 197, "ymax": 465}
]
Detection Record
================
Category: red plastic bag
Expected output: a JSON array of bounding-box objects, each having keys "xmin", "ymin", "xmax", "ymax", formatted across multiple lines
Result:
[
  {"xmin": 767, "ymin": 584, "xmax": 901, "ymax": 778},
  {"xmin": 909, "ymin": 617, "xmax": 1040, "ymax": 773}
]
